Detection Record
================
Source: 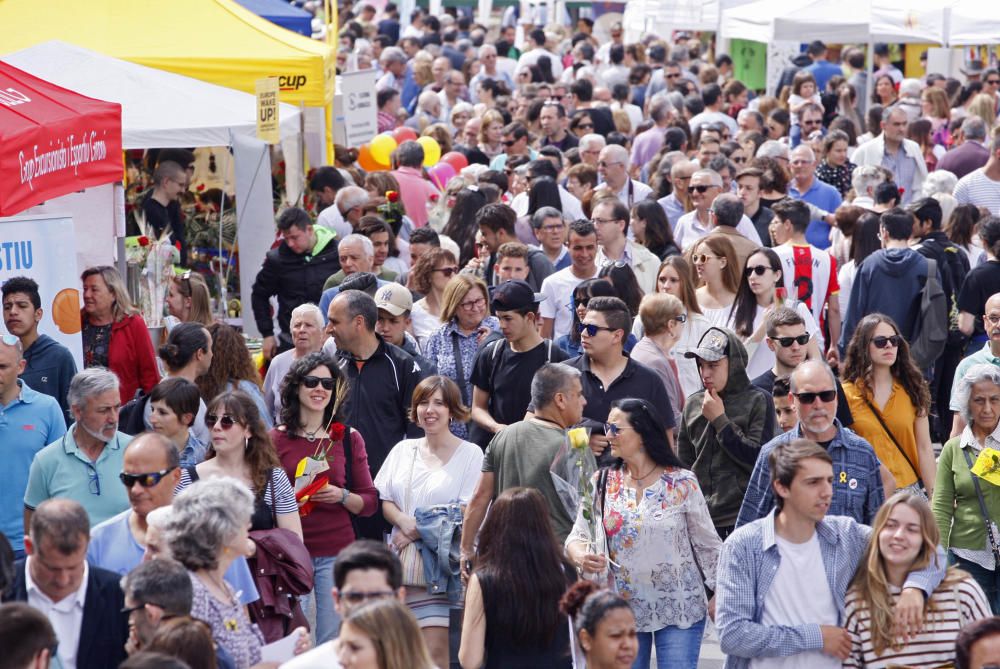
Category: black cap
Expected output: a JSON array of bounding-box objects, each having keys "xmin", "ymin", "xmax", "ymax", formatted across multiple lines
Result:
[
  {"xmin": 490, "ymin": 280, "xmax": 545, "ymax": 311},
  {"xmin": 340, "ymin": 272, "xmax": 379, "ymax": 297}
]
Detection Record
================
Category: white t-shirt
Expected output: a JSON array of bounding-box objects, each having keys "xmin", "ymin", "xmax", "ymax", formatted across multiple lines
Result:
[
  {"xmin": 409, "ymin": 299, "xmax": 442, "ymax": 352},
  {"xmin": 750, "ymin": 532, "xmax": 840, "ymax": 669},
  {"xmin": 733, "ymin": 302, "xmax": 820, "ymax": 380},
  {"xmin": 539, "ymin": 265, "xmax": 600, "ymax": 340},
  {"xmin": 279, "ymin": 641, "xmax": 341, "ymax": 669},
  {"xmin": 954, "ymin": 168, "xmax": 1000, "ymax": 216},
  {"xmin": 374, "ymin": 438, "xmax": 483, "ymax": 542}
]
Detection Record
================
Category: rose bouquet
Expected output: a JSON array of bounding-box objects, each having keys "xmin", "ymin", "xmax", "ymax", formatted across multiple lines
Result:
[
  {"xmin": 125, "ymin": 211, "xmax": 180, "ymax": 328},
  {"xmin": 293, "ymin": 421, "xmax": 347, "ymax": 517}
]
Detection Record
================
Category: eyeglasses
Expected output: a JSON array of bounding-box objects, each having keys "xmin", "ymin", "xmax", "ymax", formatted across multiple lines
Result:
[
  {"xmin": 540, "ymin": 224, "xmax": 565, "ymax": 232},
  {"xmin": 303, "ymin": 376, "xmax": 336, "ymax": 390},
  {"xmin": 691, "ymin": 254, "xmax": 718, "ymax": 264},
  {"xmin": 988, "ymin": 79, "xmax": 1000, "ymax": 85},
  {"xmin": 772, "ymin": 334, "xmax": 811, "ymax": 347},
  {"xmin": 340, "ymin": 590, "xmax": 397, "ymax": 604},
  {"xmin": 119, "ymin": 467, "xmax": 178, "ymax": 489},
  {"xmin": 433, "ymin": 266, "xmax": 458, "ymax": 277},
  {"xmin": 577, "ymin": 322, "xmax": 616, "ymax": 337},
  {"xmin": 985, "ymin": 313, "xmax": 1000, "ymax": 325},
  {"xmin": 604, "ymin": 422, "xmax": 633, "ymax": 437},
  {"xmin": 590, "ymin": 217, "xmax": 620, "ymax": 226},
  {"xmin": 598, "ymin": 161, "xmax": 624, "ymax": 168},
  {"xmin": 84, "ymin": 461, "xmax": 101, "ymax": 496},
  {"xmin": 744, "ymin": 265, "xmax": 773, "ymax": 277},
  {"xmin": 459, "ymin": 297, "xmax": 486, "ymax": 310},
  {"xmin": 794, "ymin": 389, "xmax": 837, "ymax": 404},
  {"xmin": 872, "ymin": 335, "xmax": 903, "ymax": 349},
  {"xmin": 205, "ymin": 413, "xmax": 238, "ymax": 429},
  {"xmin": 689, "ymin": 185, "xmax": 716, "ymax": 193}
]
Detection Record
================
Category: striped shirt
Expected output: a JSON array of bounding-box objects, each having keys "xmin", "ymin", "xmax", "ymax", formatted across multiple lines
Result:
[
  {"xmin": 843, "ymin": 574, "xmax": 991, "ymax": 668},
  {"xmin": 176, "ymin": 466, "xmax": 299, "ymax": 515},
  {"xmin": 954, "ymin": 168, "xmax": 1000, "ymax": 216}
]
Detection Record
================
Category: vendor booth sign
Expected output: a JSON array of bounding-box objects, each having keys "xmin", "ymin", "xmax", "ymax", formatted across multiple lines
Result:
[
  {"xmin": 0, "ymin": 213, "xmax": 84, "ymax": 368},
  {"xmin": 333, "ymin": 70, "xmax": 378, "ymax": 148}
]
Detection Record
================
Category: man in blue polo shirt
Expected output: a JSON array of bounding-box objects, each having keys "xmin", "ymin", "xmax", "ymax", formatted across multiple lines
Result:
[
  {"xmin": 88, "ymin": 433, "xmax": 259, "ymax": 606},
  {"xmin": 0, "ymin": 335, "xmax": 66, "ymax": 557},
  {"xmin": 24, "ymin": 367, "xmax": 132, "ymax": 528},
  {"xmin": 788, "ymin": 145, "xmax": 842, "ymax": 249}
]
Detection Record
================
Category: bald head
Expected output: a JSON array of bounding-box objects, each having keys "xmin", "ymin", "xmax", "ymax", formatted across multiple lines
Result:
[
  {"xmin": 126, "ymin": 431, "xmax": 181, "ymax": 470},
  {"xmin": 30, "ymin": 498, "xmax": 90, "ymax": 554},
  {"xmin": 790, "ymin": 359, "xmax": 837, "ymax": 394}
]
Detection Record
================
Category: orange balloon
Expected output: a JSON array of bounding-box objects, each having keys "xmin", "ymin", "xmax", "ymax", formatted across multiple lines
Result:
[
  {"xmin": 392, "ymin": 127, "xmax": 418, "ymax": 144},
  {"xmin": 52, "ymin": 288, "xmax": 82, "ymax": 335},
  {"xmin": 357, "ymin": 144, "xmax": 382, "ymax": 172}
]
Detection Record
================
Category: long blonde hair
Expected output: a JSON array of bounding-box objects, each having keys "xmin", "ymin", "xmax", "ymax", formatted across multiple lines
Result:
[
  {"xmin": 848, "ymin": 492, "xmax": 963, "ymax": 656},
  {"xmin": 171, "ymin": 272, "xmax": 213, "ymax": 327},
  {"xmin": 439, "ymin": 274, "xmax": 488, "ymax": 324},
  {"xmin": 343, "ymin": 599, "xmax": 434, "ymax": 669},
  {"xmin": 81, "ymin": 266, "xmax": 139, "ymax": 322}
]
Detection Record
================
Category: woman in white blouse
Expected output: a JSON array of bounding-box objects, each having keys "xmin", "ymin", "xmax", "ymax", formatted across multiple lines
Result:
[
  {"xmin": 374, "ymin": 375, "xmax": 483, "ymax": 669},
  {"xmin": 566, "ymin": 398, "xmax": 721, "ymax": 669}
]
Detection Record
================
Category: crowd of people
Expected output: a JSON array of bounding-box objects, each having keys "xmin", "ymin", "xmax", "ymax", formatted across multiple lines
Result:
[{"xmin": 10, "ymin": 3, "xmax": 1000, "ymax": 669}]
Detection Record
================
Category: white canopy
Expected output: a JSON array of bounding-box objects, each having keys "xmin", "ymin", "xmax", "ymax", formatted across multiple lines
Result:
[
  {"xmin": 720, "ymin": 0, "xmax": 949, "ymax": 45},
  {"xmin": 948, "ymin": 0, "xmax": 1000, "ymax": 46},
  {"xmin": 2, "ymin": 40, "xmax": 302, "ymax": 149}
]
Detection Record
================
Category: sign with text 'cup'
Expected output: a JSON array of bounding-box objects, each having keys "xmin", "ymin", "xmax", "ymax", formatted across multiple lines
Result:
[{"xmin": 256, "ymin": 77, "xmax": 280, "ymax": 145}]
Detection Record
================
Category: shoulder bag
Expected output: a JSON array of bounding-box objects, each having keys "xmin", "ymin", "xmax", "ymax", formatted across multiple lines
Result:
[
  {"xmin": 960, "ymin": 447, "xmax": 1000, "ymax": 564},
  {"xmin": 862, "ymin": 396, "xmax": 927, "ymax": 498},
  {"xmin": 397, "ymin": 442, "xmax": 427, "ymax": 587}
]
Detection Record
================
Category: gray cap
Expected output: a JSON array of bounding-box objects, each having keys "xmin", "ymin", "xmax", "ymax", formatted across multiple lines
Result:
[{"xmin": 683, "ymin": 327, "xmax": 730, "ymax": 362}]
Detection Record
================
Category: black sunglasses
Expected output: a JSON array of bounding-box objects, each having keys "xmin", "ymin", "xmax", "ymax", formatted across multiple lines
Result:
[
  {"xmin": 119, "ymin": 467, "xmax": 178, "ymax": 489},
  {"xmin": 744, "ymin": 264, "xmax": 773, "ymax": 277},
  {"xmin": 794, "ymin": 389, "xmax": 837, "ymax": 404},
  {"xmin": 690, "ymin": 184, "xmax": 716, "ymax": 193},
  {"xmin": 872, "ymin": 335, "xmax": 903, "ymax": 349},
  {"xmin": 205, "ymin": 413, "xmax": 238, "ymax": 429},
  {"xmin": 577, "ymin": 322, "xmax": 616, "ymax": 337},
  {"xmin": 432, "ymin": 266, "xmax": 458, "ymax": 277},
  {"xmin": 502, "ymin": 140, "xmax": 516, "ymax": 147},
  {"xmin": 772, "ymin": 334, "xmax": 810, "ymax": 347},
  {"xmin": 303, "ymin": 375, "xmax": 336, "ymax": 390}
]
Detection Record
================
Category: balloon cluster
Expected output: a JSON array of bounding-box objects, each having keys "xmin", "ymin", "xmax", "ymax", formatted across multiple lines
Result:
[{"xmin": 356, "ymin": 128, "xmax": 470, "ymax": 192}]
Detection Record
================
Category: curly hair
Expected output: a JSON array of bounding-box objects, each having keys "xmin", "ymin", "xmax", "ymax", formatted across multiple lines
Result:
[
  {"xmin": 750, "ymin": 156, "xmax": 790, "ymax": 194},
  {"xmin": 204, "ymin": 390, "xmax": 281, "ymax": 495},
  {"xmin": 408, "ymin": 247, "xmax": 457, "ymax": 295},
  {"xmin": 278, "ymin": 352, "xmax": 347, "ymax": 434},
  {"xmin": 841, "ymin": 313, "xmax": 931, "ymax": 414},
  {"xmin": 197, "ymin": 323, "xmax": 262, "ymax": 401},
  {"xmin": 166, "ymin": 476, "xmax": 254, "ymax": 572}
]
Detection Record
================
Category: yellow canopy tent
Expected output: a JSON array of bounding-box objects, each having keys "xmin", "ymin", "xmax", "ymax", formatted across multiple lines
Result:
[{"xmin": 0, "ymin": 0, "xmax": 335, "ymax": 161}]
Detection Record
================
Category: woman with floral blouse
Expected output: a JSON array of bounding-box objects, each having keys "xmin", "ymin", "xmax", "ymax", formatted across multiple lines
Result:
[{"xmin": 567, "ymin": 398, "xmax": 722, "ymax": 669}]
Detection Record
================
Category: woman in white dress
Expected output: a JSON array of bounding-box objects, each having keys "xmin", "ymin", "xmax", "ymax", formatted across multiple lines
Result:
[{"xmin": 690, "ymin": 234, "xmax": 739, "ymax": 329}]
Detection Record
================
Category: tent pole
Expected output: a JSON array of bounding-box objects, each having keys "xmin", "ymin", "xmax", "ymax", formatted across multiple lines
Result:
[{"xmin": 865, "ymin": 38, "xmax": 874, "ymax": 117}]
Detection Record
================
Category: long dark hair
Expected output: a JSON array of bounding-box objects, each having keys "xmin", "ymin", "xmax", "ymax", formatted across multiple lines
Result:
[
  {"xmin": 598, "ymin": 262, "xmax": 643, "ymax": 320},
  {"xmin": 205, "ymin": 390, "xmax": 280, "ymax": 495},
  {"xmin": 474, "ymin": 487, "xmax": 574, "ymax": 648},
  {"xmin": 527, "ymin": 177, "xmax": 562, "ymax": 216},
  {"xmin": 729, "ymin": 247, "xmax": 783, "ymax": 338},
  {"xmin": 851, "ymin": 212, "xmax": 884, "ymax": 266},
  {"xmin": 609, "ymin": 398, "xmax": 684, "ymax": 470},
  {"xmin": 278, "ymin": 352, "xmax": 347, "ymax": 435},
  {"xmin": 443, "ymin": 188, "xmax": 488, "ymax": 266},
  {"xmin": 158, "ymin": 322, "xmax": 210, "ymax": 374},
  {"xmin": 632, "ymin": 200, "xmax": 676, "ymax": 258},
  {"xmin": 842, "ymin": 314, "xmax": 931, "ymax": 414},
  {"xmin": 197, "ymin": 323, "xmax": 262, "ymax": 401},
  {"xmin": 569, "ymin": 279, "xmax": 617, "ymax": 344},
  {"xmin": 945, "ymin": 203, "xmax": 983, "ymax": 248}
]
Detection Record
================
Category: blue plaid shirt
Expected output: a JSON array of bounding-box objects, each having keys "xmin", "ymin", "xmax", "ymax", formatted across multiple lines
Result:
[
  {"xmin": 716, "ymin": 510, "xmax": 946, "ymax": 668},
  {"xmin": 736, "ymin": 421, "xmax": 884, "ymax": 528}
]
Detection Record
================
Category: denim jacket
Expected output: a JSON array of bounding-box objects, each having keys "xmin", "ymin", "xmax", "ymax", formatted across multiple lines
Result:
[{"xmin": 414, "ymin": 503, "xmax": 464, "ymax": 604}]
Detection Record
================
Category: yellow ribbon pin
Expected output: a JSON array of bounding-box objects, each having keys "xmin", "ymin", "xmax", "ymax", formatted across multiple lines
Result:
[{"xmin": 839, "ymin": 471, "xmax": 848, "ymax": 484}]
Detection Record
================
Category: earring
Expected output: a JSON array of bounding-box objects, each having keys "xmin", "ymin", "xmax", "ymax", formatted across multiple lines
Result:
[{"xmin": 244, "ymin": 436, "xmax": 250, "ymax": 451}]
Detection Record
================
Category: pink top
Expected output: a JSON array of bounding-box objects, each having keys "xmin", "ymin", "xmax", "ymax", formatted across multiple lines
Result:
[{"xmin": 391, "ymin": 166, "xmax": 440, "ymax": 227}]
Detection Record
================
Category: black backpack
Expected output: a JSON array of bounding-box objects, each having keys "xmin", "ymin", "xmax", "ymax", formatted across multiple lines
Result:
[{"xmin": 118, "ymin": 389, "xmax": 150, "ymax": 436}]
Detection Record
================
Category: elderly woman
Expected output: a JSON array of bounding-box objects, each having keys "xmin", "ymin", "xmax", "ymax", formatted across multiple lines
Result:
[
  {"xmin": 165, "ymin": 476, "xmax": 265, "ymax": 668},
  {"xmin": 80, "ymin": 265, "xmax": 159, "ymax": 403},
  {"xmin": 263, "ymin": 303, "xmax": 328, "ymax": 423},
  {"xmin": 423, "ymin": 275, "xmax": 499, "ymax": 438},
  {"xmin": 631, "ymin": 293, "xmax": 688, "ymax": 428},
  {"xmin": 933, "ymin": 363, "xmax": 1000, "ymax": 613}
]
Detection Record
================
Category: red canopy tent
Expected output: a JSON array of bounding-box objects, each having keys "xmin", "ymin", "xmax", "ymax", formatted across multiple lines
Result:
[{"xmin": 0, "ymin": 62, "xmax": 122, "ymax": 217}]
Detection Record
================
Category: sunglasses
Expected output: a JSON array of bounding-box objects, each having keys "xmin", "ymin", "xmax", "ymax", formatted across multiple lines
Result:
[
  {"xmin": 673, "ymin": 314, "xmax": 688, "ymax": 324},
  {"xmin": 794, "ymin": 389, "xmax": 837, "ymax": 404},
  {"xmin": 604, "ymin": 422, "xmax": 633, "ymax": 437},
  {"xmin": 433, "ymin": 266, "xmax": 458, "ymax": 277},
  {"xmin": 119, "ymin": 467, "xmax": 178, "ymax": 489},
  {"xmin": 205, "ymin": 413, "xmax": 238, "ymax": 430},
  {"xmin": 303, "ymin": 375, "xmax": 336, "ymax": 390},
  {"xmin": 577, "ymin": 322, "xmax": 616, "ymax": 337},
  {"xmin": 502, "ymin": 140, "xmax": 517, "ymax": 147},
  {"xmin": 988, "ymin": 79, "xmax": 1000, "ymax": 85},
  {"xmin": 872, "ymin": 335, "xmax": 903, "ymax": 349},
  {"xmin": 772, "ymin": 334, "xmax": 810, "ymax": 347},
  {"xmin": 577, "ymin": 123, "xmax": 594, "ymax": 130},
  {"xmin": 692, "ymin": 254, "xmax": 718, "ymax": 264},
  {"xmin": 745, "ymin": 265, "xmax": 773, "ymax": 277},
  {"xmin": 690, "ymin": 185, "xmax": 716, "ymax": 193}
]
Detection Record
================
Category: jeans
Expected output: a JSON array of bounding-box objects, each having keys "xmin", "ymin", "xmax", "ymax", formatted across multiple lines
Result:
[
  {"xmin": 414, "ymin": 503, "xmax": 464, "ymax": 605},
  {"xmin": 950, "ymin": 551, "xmax": 1000, "ymax": 614},
  {"xmin": 633, "ymin": 618, "xmax": 706, "ymax": 669},
  {"xmin": 301, "ymin": 556, "xmax": 339, "ymax": 644}
]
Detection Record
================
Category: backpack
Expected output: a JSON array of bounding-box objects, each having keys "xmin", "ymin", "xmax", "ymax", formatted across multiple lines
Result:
[
  {"xmin": 118, "ymin": 389, "xmax": 150, "ymax": 436},
  {"xmin": 910, "ymin": 258, "xmax": 948, "ymax": 370}
]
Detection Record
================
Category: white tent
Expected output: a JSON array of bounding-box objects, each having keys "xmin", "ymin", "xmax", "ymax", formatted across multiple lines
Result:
[
  {"xmin": 947, "ymin": 0, "xmax": 1000, "ymax": 46},
  {"xmin": 720, "ymin": 0, "xmax": 948, "ymax": 45}
]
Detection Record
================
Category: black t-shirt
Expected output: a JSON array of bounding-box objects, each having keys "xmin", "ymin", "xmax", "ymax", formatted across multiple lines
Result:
[
  {"xmin": 542, "ymin": 133, "xmax": 579, "ymax": 152},
  {"xmin": 957, "ymin": 260, "xmax": 1000, "ymax": 340},
  {"xmin": 470, "ymin": 339, "xmax": 567, "ymax": 446},
  {"xmin": 751, "ymin": 369, "xmax": 854, "ymax": 428},
  {"xmin": 142, "ymin": 195, "xmax": 187, "ymax": 266}
]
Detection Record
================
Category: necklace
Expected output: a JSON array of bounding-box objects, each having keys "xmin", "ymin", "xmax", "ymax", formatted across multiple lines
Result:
[
  {"xmin": 303, "ymin": 423, "xmax": 324, "ymax": 442},
  {"xmin": 627, "ymin": 463, "xmax": 660, "ymax": 483}
]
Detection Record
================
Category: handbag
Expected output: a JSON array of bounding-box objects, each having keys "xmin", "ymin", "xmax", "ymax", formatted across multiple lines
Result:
[
  {"xmin": 397, "ymin": 443, "xmax": 427, "ymax": 587},
  {"xmin": 961, "ymin": 447, "xmax": 1000, "ymax": 564},
  {"xmin": 862, "ymin": 396, "xmax": 927, "ymax": 497}
]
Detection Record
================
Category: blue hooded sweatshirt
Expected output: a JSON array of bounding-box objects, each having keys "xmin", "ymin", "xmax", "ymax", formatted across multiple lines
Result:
[{"xmin": 21, "ymin": 334, "xmax": 77, "ymax": 426}]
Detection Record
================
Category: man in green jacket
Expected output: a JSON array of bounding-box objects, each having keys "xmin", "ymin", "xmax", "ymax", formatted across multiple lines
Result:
[{"xmin": 678, "ymin": 327, "xmax": 776, "ymax": 538}]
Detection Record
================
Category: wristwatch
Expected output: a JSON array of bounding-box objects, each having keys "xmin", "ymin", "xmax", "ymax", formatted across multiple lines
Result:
[{"xmin": 340, "ymin": 488, "xmax": 350, "ymax": 504}]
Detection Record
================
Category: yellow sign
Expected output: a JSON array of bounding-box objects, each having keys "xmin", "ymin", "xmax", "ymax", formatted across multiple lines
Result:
[{"xmin": 256, "ymin": 77, "xmax": 280, "ymax": 144}]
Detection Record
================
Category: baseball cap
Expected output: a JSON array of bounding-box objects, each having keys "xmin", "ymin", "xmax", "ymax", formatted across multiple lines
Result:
[
  {"xmin": 490, "ymin": 280, "xmax": 545, "ymax": 312},
  {"xmin": 684, "ymin": 327, "xmax": 730, "ymax": 362},
  {"xmin": 374, "ymin": 284, "xmax": 413, "ymax": 316}
]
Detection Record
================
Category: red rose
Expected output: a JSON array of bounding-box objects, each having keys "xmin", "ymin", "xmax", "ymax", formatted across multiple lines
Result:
[
  {"xmin": 196, "ymin": 183, "xmax": 205, "ymax": 192},
  {"xmin": 329, "ymin": 423, "xmax": 346, "ymax": 443},
  {"xmin": 386, "ymin": 190, "xmax": 399, "ymax": 203},
  {"xmin": 138, "ymin": 236, "xmax": 150, "ymax": 247},
  {"xmin": 175, "ymin": 241, "xmax": 182, "ymax": 250},
  {"xmin": 429, "ymin": 193, "xmax": 439, "ymax": 202}
]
